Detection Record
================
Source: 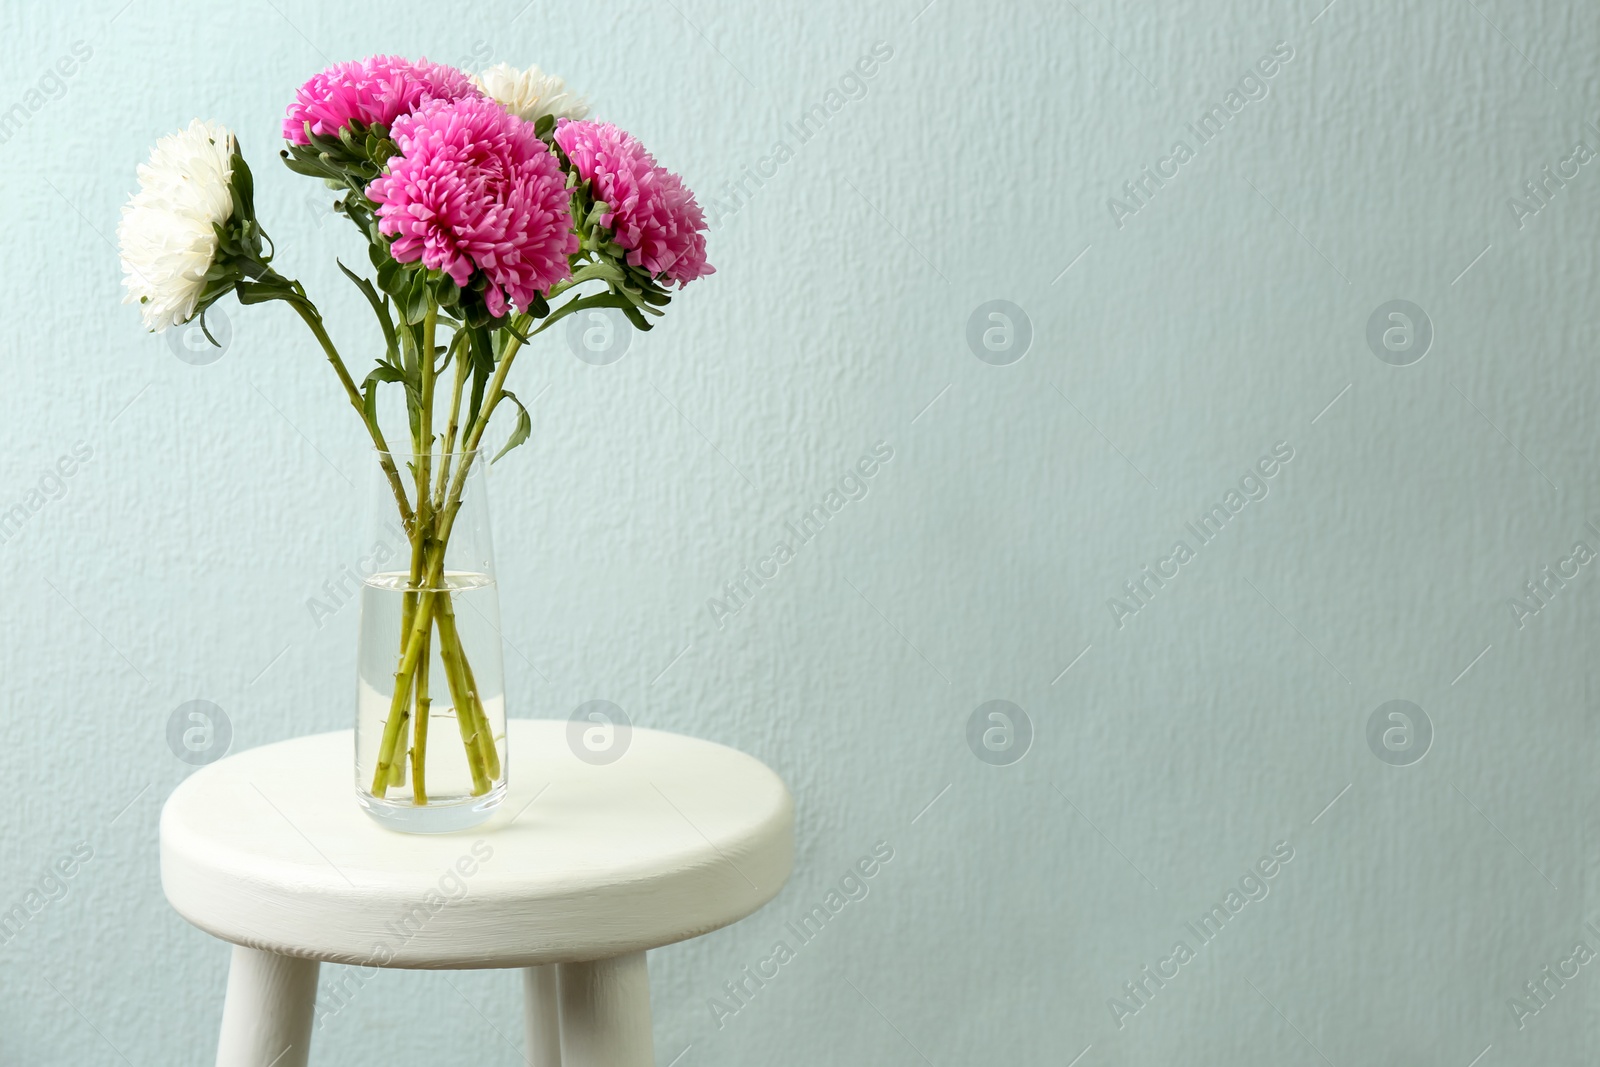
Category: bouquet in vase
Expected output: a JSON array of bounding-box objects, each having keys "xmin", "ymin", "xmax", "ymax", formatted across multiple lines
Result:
[{"xmin": 118, "ymin": 56, "xmax": 712, "ymax": 831}]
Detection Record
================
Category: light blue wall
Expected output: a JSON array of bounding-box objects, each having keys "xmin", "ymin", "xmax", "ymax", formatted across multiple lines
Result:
[{"xmin": 3, "ymin": 0, "xmax": 1598, "ymax": 1062}]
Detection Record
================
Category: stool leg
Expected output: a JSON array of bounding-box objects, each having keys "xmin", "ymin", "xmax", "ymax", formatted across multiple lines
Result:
[
  {"xmin": 215, "ymin": 946, "xmax": 319, "ymax": 1067},
  {"xmin": 522, "ymin": 964, "xmax": 563, "ymax": 1066},
  {"xmin": 556, "ymin": 952, "xmax": 653, "ymax": 1067}
]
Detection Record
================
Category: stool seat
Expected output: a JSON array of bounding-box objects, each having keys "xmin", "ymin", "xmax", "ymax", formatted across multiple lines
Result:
[{"xmin": 161, "ymin": 719, "xmax": 793, "ymax": 970}]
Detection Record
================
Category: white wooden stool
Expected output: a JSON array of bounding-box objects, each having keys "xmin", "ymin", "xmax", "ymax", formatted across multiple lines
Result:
[{"xmin": 160, "ymin": 719, "xmax": 793, "ymax": 1067}]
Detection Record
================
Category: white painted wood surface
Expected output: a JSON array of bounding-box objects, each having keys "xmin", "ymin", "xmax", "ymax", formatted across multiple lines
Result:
[
  {"xmin": 214, "ymin": 945, "xmax": 318, "ymax": 1067},
  {"xmin": 160, "ymin": 719, "xmax": 793, "ymax": 969},
  {"xmin": 522, "ymin": 964, "xmax": 563, "ymax": 1067},
  {"xmin": 557, "ymin": 952, "xmax": 654, "ymax": 1067}
]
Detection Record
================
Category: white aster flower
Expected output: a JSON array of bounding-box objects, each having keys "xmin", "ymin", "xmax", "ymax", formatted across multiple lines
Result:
[
  {"xmin": 472, "ymin": 63, "xmax": 589, "ymax": 123},
  {"xmin": 118, "ymin": 119, "xmax": 236, "ymax": 332}
]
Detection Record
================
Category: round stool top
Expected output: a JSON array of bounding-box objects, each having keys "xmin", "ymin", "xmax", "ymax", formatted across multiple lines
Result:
[{"xmin": 160, "ymin": 720, "xmax": 793, "ymax": 969}]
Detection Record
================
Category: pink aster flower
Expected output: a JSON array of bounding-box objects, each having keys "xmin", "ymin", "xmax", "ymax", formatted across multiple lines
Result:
[
  {"xmin": 283, "ymin": 55, "xmax": 480, "ymax": 145},
  {"xmin": 553, "ymin": 120, "xmax": 713, "ymax": 287},
  {"xmin": 367, "ymin": 97, "xmax": 577, "ymax": 317}
]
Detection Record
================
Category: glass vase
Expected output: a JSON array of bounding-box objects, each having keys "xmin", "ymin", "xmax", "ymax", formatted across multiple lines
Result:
[{"xmin": 355, "ymin": 449, "xmax": 507, "ymax": 832}]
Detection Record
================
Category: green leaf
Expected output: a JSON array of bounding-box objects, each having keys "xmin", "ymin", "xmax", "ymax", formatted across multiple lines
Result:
[
  {"xmin": 434, "ymin": 273, "xmax": 460, "ymax": 309},
  {"xmin": 470, "ymin": 324, "xmax": 494, "ymax": 372},
  {"xmin": 233, "ymin": 283, "xmax": 282, "ymax": 305},
  {"xmin": 490, "ymin": 390, "xmax": 532, "ymax": 464},
  {"xmin": 196, "ymin": 307, "xmax": 224, "ymax": 347},
  {"xmin": 568, "ymin": 260, "xmax": 626, "ymax": 287},
  {"xmin": 462, "ymin": 329, "xmax": 492, "ymax": 443},
  {"xmin": 394, "ymin": 322, "xmax": 422, "ymax": 439},
  {"xmin": 363, "ymin": 363, "xmax": 407, "ymax": 386},
  {"xmin": 362, "ymin": 376, "xmax": 384, "ymax": 440},
  {"xmin": 229, "ymin": 150, "xmax": 256, "ymax": 221},
  {"xmin": 375, "ymin": 257, "xmax": 402, "ymax": 299},
  {"xmin": 616, "ymin": 299, "xmax": 651, "ymax": 331},
  {"xmin": 338, "ymin": 259, "xmax": 399, "ymax": 361},
  {"xmin": 399, "ymin": 319, "xmax": 419, "ymax": 378},
  {"xmin": 360, "ymin": 363, "xmax": 413, "ymax": 445},
  {"xmin": 500, "ymin": 316, "xmax": 530, "ymax": 345},
  {"xmin": 436, "ymin": 329, "xmax": 462, "ymax": 376},
  {"xmin": 546, "ymin": 290, "xmax": 653, "ymax": 334},
  {"xmin": 404, "ymin": 270, "xmax": 430, "ymax": 326}
]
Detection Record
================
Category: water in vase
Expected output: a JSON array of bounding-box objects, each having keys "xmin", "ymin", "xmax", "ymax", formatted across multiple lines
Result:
[{"xmin": 355, "ymin": 569, "xmax": 507, "ymax": 832}]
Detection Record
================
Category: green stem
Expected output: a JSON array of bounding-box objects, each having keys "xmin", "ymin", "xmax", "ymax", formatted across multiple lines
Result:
[
  {"xmin": 404, "ymin": 307, "xmax": 437, "ymax": 793},
  {"xmin": 371, "ymin": 653, "xmax": 414, "ymax": 792},
  {"xmin": 424, "ymin": 295, "xmax": 593, "ymax": 554},
  {"xmin": 374, "ymin": 308, "xmax": 439, "ymax": 798},
  {"xmin": 432, "ymin": 331, "xmax": 471, "ymax": 515},
  {"xmin": 374, "ymin": 314, "xmax": 527, "ymax": 794},
  {"xmin": 395, "ymin": 500, "xmax": 426, "ymax": 784},
  {"xmin": 388, "ymin": 712, "xmax": 409, "ymax": 789},
  {"xmin": 410, "ymin": 622, "xmax": 431, "ymax": 804},
  {"xmin": 428, "ymin": 313, "xmax": 534, "ymax": 550},
  {"xmin": 432, "ymin": 598, "xmax": 493, "ymax": 797},
  {"xmin": 369, "ymin": 584, "xmax": 435, "ymax": 793},
  {"xmin": 369, "ymin": 539, "xmax": 494, "ymax": 796},
  {"xmin": 435, "ymin": 300, "xmax": 580, "ymax": 529},
  {"xmin": 435, "ymin": 594, "xmax": 500, "ymax": 781},
  {"xmin": 372, "ymin": 311, "xmax": 500, "ymax": 800},
  {"xmin": 417, "ymin": 305, "xmax": 438, "ymax": 520},
  {"xmin": 399, "ymin": 530, "xmax": 425, "ymax": 657},
  {"xmin": 373, "ymin": 294, "xmax": 594, "ymax": 797},
  {"xmin": 283, "ymin": 295, "xmax": 415, "ymax": 536}
]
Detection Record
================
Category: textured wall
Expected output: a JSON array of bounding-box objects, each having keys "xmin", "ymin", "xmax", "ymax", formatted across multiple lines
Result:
[{"xmin": 3, "ymin": 0, "xmax": 1599, "ymax": 1063}]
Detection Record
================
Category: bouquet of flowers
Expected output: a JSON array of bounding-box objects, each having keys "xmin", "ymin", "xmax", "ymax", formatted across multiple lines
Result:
[{"xmin": 118, "ymin": 56, "xmax": 711, "ymax": 828}]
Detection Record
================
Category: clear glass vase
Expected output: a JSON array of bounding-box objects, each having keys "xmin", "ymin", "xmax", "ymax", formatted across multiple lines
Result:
[{"xmin": 355, "ymin": 449, "xmax": 507, "ymax": 832}]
